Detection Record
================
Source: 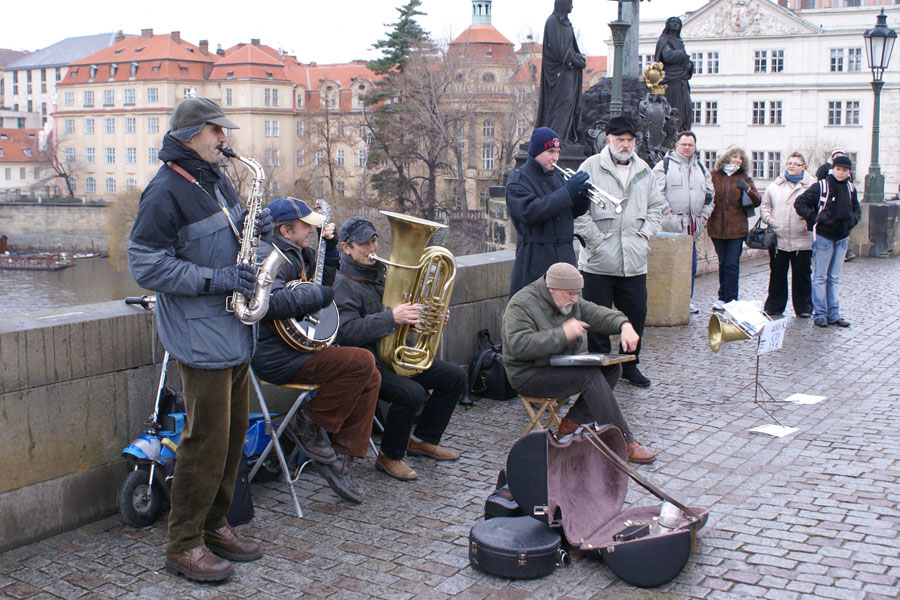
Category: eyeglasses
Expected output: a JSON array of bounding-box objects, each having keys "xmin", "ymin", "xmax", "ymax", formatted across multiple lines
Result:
[
  {"xmin": 676, "ymin": 142, "xmax": 696, "ymax": 147},
  {"xmin": 552, "ymin": 290, "xmax": 580, "ymax": 299},
  {"xmin": 786, "ymin": 162, "xmax": 805, "ymax": 167}
]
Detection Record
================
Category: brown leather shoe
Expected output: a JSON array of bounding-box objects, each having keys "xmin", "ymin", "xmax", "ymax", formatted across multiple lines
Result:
[
  {"xmin": 165, "ymin": 545, "xmax": 234, "ymax": 582},
  {"xmin": 203, "ymin": 524, "xmax": 263, "ymax": 562},
  {"xmin": 557, "ymin": 417, "xmax": 578, "ymax": 436},
  {"xmin": 627, "ymin": 441, "xmax": 657, "ymax": 464},
  {"xmin": 407, "ymin": 438, "xmax": 460, "ymax": 461},
  {"xmin": 375, "ymin": 452, "xmax": 417, "ymax": 480}
]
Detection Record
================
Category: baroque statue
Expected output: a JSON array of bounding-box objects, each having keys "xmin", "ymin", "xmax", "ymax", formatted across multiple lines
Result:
[
  {"xmin": 535, "ymin": 0, "xmax": 586, "ymax": 146},
  {"xmin": 654, "ymin": 17, "xmax": 693, "ymax": 132}
]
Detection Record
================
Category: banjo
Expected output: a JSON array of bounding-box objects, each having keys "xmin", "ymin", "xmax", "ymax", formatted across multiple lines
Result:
[{"xmin": 273, "ymin": 200, "xmax": 340, "ymax": 352}]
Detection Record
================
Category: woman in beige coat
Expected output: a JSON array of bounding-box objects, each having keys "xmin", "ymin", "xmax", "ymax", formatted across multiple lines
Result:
[{"xmin": 759, "ymin": 152, "xmax": 816, "ymax": 317}]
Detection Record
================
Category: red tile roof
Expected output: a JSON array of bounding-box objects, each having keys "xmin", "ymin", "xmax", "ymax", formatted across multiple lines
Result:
[
  {"xmin": 0, "ymin": 129, "xmax": 41, "ymax": 163},
  {"xmin": 451, "ymin": 23, "xmax": 514, "ymax": 46},
  {"xmin": 210, "ymin": 43, "xmax": 291, "ymax": 81},
  {"xmin": 511, "ymin": 55, "xmax": 607, "ymax": 89}
]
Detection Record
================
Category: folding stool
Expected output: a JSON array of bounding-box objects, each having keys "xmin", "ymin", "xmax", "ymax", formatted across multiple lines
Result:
[{"xmin": 519, "ymin": 395, "xmax": 569, "ymax": 436}]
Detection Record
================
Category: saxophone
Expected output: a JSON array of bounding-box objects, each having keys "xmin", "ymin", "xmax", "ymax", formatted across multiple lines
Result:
[
  {"xmin": 371, "ymin": 211, "xmax": 456, "ymax": 377},
  {"xmin": 221, "ymin": 147, "xmax": 288, "ymax": 325}
]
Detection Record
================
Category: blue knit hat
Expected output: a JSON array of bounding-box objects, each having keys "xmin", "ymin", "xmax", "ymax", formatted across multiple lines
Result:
[{"xmin": 528, "ymin": 127, "xmax": 561, "ymax": 158}]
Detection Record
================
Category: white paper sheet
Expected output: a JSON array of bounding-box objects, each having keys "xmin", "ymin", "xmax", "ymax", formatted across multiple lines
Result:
[
  {"xmin": 783, "ymin": 393, "xmax": 827, "ymax": 405},
  {"xmin": 749, "ymin": 424, "xmax": 799, "ymax": 437}
]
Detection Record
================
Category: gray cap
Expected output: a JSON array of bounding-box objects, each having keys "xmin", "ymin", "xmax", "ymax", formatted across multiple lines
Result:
[
  {"xmin": 340, "ymin": 217, "xmax": 377, "ymax": 244},
  {"xmin": 170, "ymin": 97, "xmax": 239, "ymax": 141}
]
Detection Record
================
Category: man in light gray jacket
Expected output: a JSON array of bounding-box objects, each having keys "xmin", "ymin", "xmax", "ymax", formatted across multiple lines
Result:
[
  {"xmin": 574, "ymin": 116, "xmax": 665, "ymax": 387},
  {"xmin": 652, "ymin": 131, "xmax": 714, "ymax": 313}
]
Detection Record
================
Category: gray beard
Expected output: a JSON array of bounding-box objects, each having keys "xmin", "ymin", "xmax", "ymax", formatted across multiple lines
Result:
[
  {"xmin": 560, "ymin": 303, "xmax": 574, "ymax": 316},
  {"xmin": 612, "ymin": 149, "xmax": 634, "ymax": 163}
]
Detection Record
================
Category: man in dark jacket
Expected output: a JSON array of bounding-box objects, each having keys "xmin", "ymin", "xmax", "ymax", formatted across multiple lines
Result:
[
  {"xmin": 251, "ymin": 197, "xmax": 379, "ymax": 504},
  {"xmin": 506, "ymin": 126, "xmax": 590, "ymax": 297},
  {"xmin": 794, "ymin": 155, "xmax": 861, "ymax": 328},
  {"xmin": 129, "ymin": 98, "xmax": 265, "ymax": 582},
  {"xmin": 502, "ymin": 262, "xmax": 656, "ymax": 463},
  {"xmin": 332, "ymin": 217, "xmax": 466, "ymax": 482}
]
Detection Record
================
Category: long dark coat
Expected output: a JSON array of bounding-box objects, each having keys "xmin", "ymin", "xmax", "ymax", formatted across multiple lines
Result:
[
  {"xmin": 535, "ymin": 0, "xmax": 584, "ymax": 144},
  {"xmin": 506, "ymin": 156, "xmax": 589, "ymax": 297}
]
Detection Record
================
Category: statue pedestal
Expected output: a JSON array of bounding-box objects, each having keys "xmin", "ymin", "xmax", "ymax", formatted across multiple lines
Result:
[{"xmin": 645, "ymin": 232, "xmax": 692, "ymax": 326}]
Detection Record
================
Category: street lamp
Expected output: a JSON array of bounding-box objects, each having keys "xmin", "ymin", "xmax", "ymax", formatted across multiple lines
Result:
[
  {"xmin": 863, "ymin": 9, "xmax": 897, "ymax": 203},
  {"xmin": 608, "ymin": 0, "xmax": 634, "ymax": 118}
]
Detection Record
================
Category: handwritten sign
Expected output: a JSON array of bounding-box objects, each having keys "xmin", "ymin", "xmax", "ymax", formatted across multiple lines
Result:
[{"xmin": 756, "ymin": 319, "xmax": 787, "ymax": 355}]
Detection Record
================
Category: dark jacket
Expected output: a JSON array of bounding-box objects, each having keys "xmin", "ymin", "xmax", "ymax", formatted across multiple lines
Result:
[
  {"xmin": 332, "ymin": 252, "xmax": 398, "ymax": 365},
  {"xmin": 794, "ymin": 175, "xmax": 861, "ymax": 242},
  {"xmin": 251, "ymin": 233, "xmax": 339, "ymax": 384},
  {"xmin": 502, "ymin": 276, "xmax": 629, "ymax": 390},
  {"xmin": 708, "ymin": 167, "xmax": 761, "ymax": 240},
  {"xmin": 128, "ymin": 133, "xmax": 253, "ymax": 369},
  {"xmin": 506, "ymin": 155, "xmax": 590, "ymax": 296}
]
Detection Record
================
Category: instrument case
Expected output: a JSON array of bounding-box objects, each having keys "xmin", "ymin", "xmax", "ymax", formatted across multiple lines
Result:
[
  {"xmin": 504, "ymin": 425, "xmax": 710, "ymax": 588},
  {"xmin": 469, "ymin": 516, "xmax": 564, "ymax": 579}
]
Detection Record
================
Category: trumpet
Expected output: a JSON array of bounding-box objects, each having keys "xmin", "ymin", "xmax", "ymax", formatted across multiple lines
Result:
[{"xmin": 554, "ymin": 164, "xmax": 626, "ymax": 213}]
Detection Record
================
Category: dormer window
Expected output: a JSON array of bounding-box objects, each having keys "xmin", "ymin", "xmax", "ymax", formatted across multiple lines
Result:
[
  {"xmin": 109, "ymin": 63, "xmax": 118, "ymax": 79},
  {"xmin": 89, "ymin": 65, "xmax": 98, "ymax": 81},
  {"xmin": 130, "ymin": 62, "xmax": 138, "ymax": 77}
]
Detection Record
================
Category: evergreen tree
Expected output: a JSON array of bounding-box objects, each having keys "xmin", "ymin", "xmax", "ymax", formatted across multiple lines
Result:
[{"xmin": 368, "ymin": 0, "xmax": 429, "ymax": 74}]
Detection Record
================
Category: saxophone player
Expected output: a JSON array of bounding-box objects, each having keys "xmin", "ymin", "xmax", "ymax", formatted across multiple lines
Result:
[
  {"xmin": 251, "ymin": 197, "xmax": 379, "ymax": 504},
  {"xmin": 333, "ymin": 217, "xmax": 466, "ymax": 481},
  {"xmin": 129, "ymin": 97, "xmax": 269, "ymax": 582}
]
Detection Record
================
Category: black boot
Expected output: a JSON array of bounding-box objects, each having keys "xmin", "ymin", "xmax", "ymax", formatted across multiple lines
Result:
[
  {"xmin": 320, "ymin": 454, "xmax": 362, "ymax": 503},
  {"xmin": 289, "ymin": 409, "xmax": 337, "ymax": 465}
]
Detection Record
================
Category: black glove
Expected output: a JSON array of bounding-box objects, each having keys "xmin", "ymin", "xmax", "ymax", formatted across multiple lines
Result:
[
  {"xmin": 320, "ymin": 285, "xmax": 334, "ymax": 306},
  {"xmin": 565, "ymin": 171, "xmax": 591, "ymax": 200},
  {"xmin": 325, "ymin": 234, "xmax": 338, "ymax": 252},
  {"xmin": 210, "ymin": 263, "xmax": 255, "ymax": 297},
  {"xmin": 736, "ymin": 178, "xmax": 750, "ymax": 192},
  {"xmin": 256, "ymin": 207, "xmax": 274, "ymax": 241}
]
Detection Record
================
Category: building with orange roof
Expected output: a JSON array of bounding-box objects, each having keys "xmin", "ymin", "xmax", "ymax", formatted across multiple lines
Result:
[{"xmin": 0, "ymin": 129, "xmax": 50, "ymax": 201}]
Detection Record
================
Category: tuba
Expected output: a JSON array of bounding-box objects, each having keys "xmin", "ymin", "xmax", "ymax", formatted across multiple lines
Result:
[
  {"xmin": 707, "ymin": 313, "xmax": 750, "ymax": 353},
  {"xmin": 221, "ymin": 147, "xmax": 288, "ymax": 325},
  {"xmin": 371, "ymin": 211, "xmax": 456, "ymax": 377}
]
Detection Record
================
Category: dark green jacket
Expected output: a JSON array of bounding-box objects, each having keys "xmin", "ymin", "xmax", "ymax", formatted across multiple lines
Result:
[{"xmin": 501, "ymin": 276, "xmax": 629, "ymax": 389}]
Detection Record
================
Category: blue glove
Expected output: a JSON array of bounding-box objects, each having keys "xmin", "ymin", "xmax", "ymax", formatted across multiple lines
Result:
[
  {"xmin": 320, "ymin": 285, "xmax": 334, "ymax": 306},
  {"xmin": 256, "ymin": 207, "xmax": 274, "ymax": 241},
  {"xmin": 210, "ymin": 263, "xmax": 256, "ymax": 297},
  {"xmin": 565, "ymin": 171, "xmax": 591, "ymax": 200},
  {"xmin": 736, "ymin": 178, "xmax": 750, "ymax": 192}
]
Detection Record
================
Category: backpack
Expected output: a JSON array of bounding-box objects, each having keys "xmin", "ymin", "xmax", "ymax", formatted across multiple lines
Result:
[
  {"xmin": 468, "ymin": 329, "xmax": 518, "ymax": 401},
  {"xmin": 813, "ymin": 179, "xmax": 855, "ymax": 241}
]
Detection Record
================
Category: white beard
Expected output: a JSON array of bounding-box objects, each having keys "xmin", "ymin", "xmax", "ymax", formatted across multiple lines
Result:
[
  {"xmin": 559, "ymin": 302, "xmax": 574, "ymax": 315},
  {"xmin": 612, "ymin": 148, "xmax": 634, "ymax": 163}
]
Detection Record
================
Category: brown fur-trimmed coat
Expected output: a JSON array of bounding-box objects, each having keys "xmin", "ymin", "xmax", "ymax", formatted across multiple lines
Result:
[{"xmin": 707, "ymin": 147, "xmax": 762, "ymax": 240}]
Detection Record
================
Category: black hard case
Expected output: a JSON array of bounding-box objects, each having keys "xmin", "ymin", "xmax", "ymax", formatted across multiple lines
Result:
[
  {"xmin": 469, "ymin": 516, "xmax": 562, "ymax": 579},
  {"xmin": 505, "ymin": 425, "xmax": 710, "ymax": 588}
]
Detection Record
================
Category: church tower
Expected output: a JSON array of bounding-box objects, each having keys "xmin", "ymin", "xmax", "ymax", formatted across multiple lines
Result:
[{"xmin": 472, "ymin": 0, "xmax": 492, "ymax": 25}]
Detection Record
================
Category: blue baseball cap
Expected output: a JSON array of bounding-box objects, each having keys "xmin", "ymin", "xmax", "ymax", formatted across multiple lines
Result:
[{"xmin": 267, "ymin": 197, "xmax": 325, "ymax": 227}]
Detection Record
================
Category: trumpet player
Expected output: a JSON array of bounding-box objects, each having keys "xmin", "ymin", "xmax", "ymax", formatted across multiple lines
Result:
[
  {"xmin": 574, "ymin": 116, "xmax": 664, "ymax": 388},
  {"xmin": 129, "ymin": 98, "xmax": 269, "ymax": 582},
  {"xmin": 506, "ymin": 126, "xmax": 592, "ymax": 297}
]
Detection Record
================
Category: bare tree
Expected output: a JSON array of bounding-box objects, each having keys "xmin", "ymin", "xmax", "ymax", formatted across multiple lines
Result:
[{"xmin": 35, "ymin": 131, "xmax": 79, "ymax": 198}]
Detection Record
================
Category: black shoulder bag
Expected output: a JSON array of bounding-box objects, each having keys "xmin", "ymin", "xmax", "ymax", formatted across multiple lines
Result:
[
  {"xmin": 468, "ymin": 329, "xmax": 518, "ymax": 401},
  {"xmin": 745, "ymin": 216, "xmax": 775, "ymax": 250}
]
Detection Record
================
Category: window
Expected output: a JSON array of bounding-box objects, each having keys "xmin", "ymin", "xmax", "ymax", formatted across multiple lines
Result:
[
  {"xmin": 358, "ymin": 149, "xmax": 367, "ymax": 167},
  {"xmin": 767, "ymin": 152, "xmax": 782, "ymax": 179},
  {"xmin": 86, "ymin": 177, "xmax": 96, "ymax": 193},
  {"xmin": 315, "ymin": 180, "xmax": 324, "ymax": 198},
  {"xmin": 516, "ymin": 118, "xmax": 526, "ymax": 138},
  {"xmin": 148, "ymin": 147, "xmax": 159, "ymax": 164},
  {"xmin": 56, "ymin": 68, "xmax": 61, "ymax": 82},
  {"xmin": 265, "ymin": 149, "xmax": 280, "ymax": 167},
  {"xmin": 265, "ymin": 120, "xmax": 279, "ymax": 137},
  {"xmin": 126, "ymin": 147, "xmax": 136, "ymax": 164},
  {"xmin": 64, "ymin": 119, "xmax": 75, "ymax": 134},
  {"xmin": 106, "ymin": 178, "xmax": 116, "ymax": 194},
  {"xmin": 482, "ymin": 143, "xmax": 494, "ymax": 170},
  {"xmin": 848, "ymin": 48, "xmax": 863, "ymax": 72},
  {"xmin": 752, "ymin": 152, "xmax": 766, "ymax": 179},
  {"xmin": 315, "ymin": 123, "xmax": 323, "ymax": 137},
  {"xmin": 264, "ymin": 88, "xmax": 279, "ymax": 106},
  {"xmin": 482, "ymin": 72, "xmax": 495, "ymax": 83},
  {"xmin": 105, "ymin": 147, "xmax": 115, "ymax": 163},
  {"xmin": 705, "ymin": 101, "xmax": 718, "ymax": 125},
  {"xmin": 336, "ymin": 181, "xmax": 344, "ymax": 196},
  {"xmin": 64, "ymin": 148, "xmax": 75, "ymax": 163},
  {"xmin": 123, "ymin": 88, "xmax": 135, "ymax": 105},
  {"xmin": 147, "ymin": 117, "xmax": 159, "ymax": 134},
  {"xmin": 125, "ymin": 117, "xmax": 136, "ymax": 134},
  {"xmin": 297, "ymin": 92, "xmax": 304, "ymax": 108},
  {"xmin": 3, "ymin": 168, "xmax": 9, "ymax": 180},
  {"xmin": 692, "ymin": 102, "xmax": 702, "ymax": 124},
  {"xmin": 83, "ymin": 90, "xmax": 94, "ymax": 106},
  {"xmin": 830, "ymin": 49, "xmax": 844, "ymax": 72},
  {"xmin": 483, "ymin": 119, "xmax": 494, "ymax": 138},
  {"xmin": 104, "ymin": 118, "xmax": 115, "ymax": 134},
  {"xmin": 146, "ymin": 87, "xmax": 159, "ymax": 103},
  {"xmin": 270, "ymin": 181, "xmax": 279, "ymax": 195},
  {"xmin": 752, "ymin": 101, "xmax": 766, "ymax": 125},
  {"xmin": 20, "ymin": 167, "xmax": 26, "ymax": 179},
  {"xmin": 828, "ymin": 101, "xmax": 842, "ymax": 125},
  {"xmin": 703, "ymin": 151, "xmax": 717, "ymax": 172},
  {"xmin": 85, "ymin": 118, "xmax": 94, "ymax": 134},
  {"xmin": 127, "ymin": 178, "xmax": 137, "ymax": 190},
  {"xmin": 297, "ymin": 149, "xmax": 304, "ymax": 166},
  {"xmin": 130, "ymin": 62, "xmax": 138, "ymax": 78},
  {"xmin": 63, "ymin": 91, "xmax": 74, "ymax": 106},
  {"xmin": 315, "ymin": 150, "xmax": 323, "ymax": 166},
  {"xmin": 12, "ymin": 71, "xmax": 17, "ymax": 95},
  {"xmin": 845, "ymin": 101, "xmax": 860, "ymax": 125},
  {"xmin": 336, "ymin": 121, "xmax": 344, "ymax": 137},
  {"xmin": 691, "ymin": 52, "xmax": 703, "ymax": 75},
  {"xmin": 103, "ymin": 89, "xmax": 114, "ymax": 106},
  {"xmin": 225, "ymin": 88, "xmax": 232, "ymax": 106},
  {"xmin": 336, "ymin": 149, "xmax": 344, "ymax": 166},
  {"xmin": 297, "ymin": 121, "xmax": 305, "ymax": 137},
  {"xmin": 85, "ymin": 147, "xmax": 95, "ymax": 164},
  {"xmin": 754, "ymin": 50, "xmax": 767, "ymax": 73},
  {"xmin": 771, "ymin": 50, "xmax": 784, "ymax": 73},
  {"xmin": 769, "ymin": 101, "xmax": 783, "ymax": 125}
]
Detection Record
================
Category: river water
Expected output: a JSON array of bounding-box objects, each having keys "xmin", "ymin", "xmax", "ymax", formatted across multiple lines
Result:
[{"xmin": 0, "ymin": 257, "xmax": 149, "ymax": 317}]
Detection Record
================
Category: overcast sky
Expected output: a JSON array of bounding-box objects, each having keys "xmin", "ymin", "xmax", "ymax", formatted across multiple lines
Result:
[{"xmin": 9, "ymin": 0, "xmax": 704, "ymax": 63}]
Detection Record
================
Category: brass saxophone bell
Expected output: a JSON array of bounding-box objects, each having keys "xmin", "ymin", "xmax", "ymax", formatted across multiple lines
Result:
[{"xmin": 708, "ymin": 313, "xmax": 750, "ymax": 353}]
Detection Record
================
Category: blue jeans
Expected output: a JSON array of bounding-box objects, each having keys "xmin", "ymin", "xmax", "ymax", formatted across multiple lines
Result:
[
  {"xmin": 711, "ymin": 238, "xmax": 744, "ymax": 302},
  {"xmin": 811, "ymin": 236, "xmax": 848, "ymax": 322},
  {"xmin": 691, "ymin": 240, "xmax": 697, "ymax": 297}
]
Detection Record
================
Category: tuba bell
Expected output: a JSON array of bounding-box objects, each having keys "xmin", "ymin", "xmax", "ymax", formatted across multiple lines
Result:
[
  {"xmin": 707, "ymin": 313, "xmax": 750, "ymax": 353},
  {"xmin": 370, "ymin": 211, "xmax": 456, "ymax": 377}
]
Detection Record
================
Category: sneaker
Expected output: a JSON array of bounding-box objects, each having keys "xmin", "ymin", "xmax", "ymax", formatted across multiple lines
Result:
[
  {"xmin": 814, "ymin": 318, "xmax": 828, "ymax": 328},
  {"xmin": 712, "ymin": 300, "xmax": 725, "ymax": 311},
  {"xmin": 845, "ymin": 248, "xmax": 857, "ymax": 262},
  {"xmin": 407, "ymin": 437, "xmax": 460, "ymax": 461},
  {"xmin": 622, "ymin": 367, "xmax": 651, "ymax": 388},
  {"xmin": 689, "ymin": 303, "xmax": 700, "ymax": 314},
  {"xmin": 375, "ymin": 452, "xmax": 417, "ymax": 481},
  {"xmin": 796, "ymin": 312, "xmax": 812, "ymax": 319},
  {"xmin": 289, "ymin": 409, "xmax": 337, "ymax": 465},
  {"xmin": 829, "ymin": 318, "xmax": 851, "ymax": 328},
  {"xmin": 320, "ymin": 454, "xmax": 362, "ymax": 503}
]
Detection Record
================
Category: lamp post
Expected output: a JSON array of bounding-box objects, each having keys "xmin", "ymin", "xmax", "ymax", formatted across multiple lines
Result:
[
  {"xmin": 863, "ymin": 9, "xmax": 897, "ymax": 204},
  {"xmin": 608, "ymin": 0, "xmax": 633, "ymax": 118}
]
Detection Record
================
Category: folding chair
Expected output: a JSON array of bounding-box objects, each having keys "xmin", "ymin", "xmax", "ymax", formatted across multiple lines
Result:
[
  {"xmin": 519, "ymin": 396, "xmax": 569, "ymax": 436},
  {"xmin": 248, "ymin": 367, "xmax": 320, "ymax": 519}
]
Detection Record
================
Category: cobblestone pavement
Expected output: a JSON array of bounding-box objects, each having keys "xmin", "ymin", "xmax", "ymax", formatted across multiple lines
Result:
[{"xmin": 2, "ymin": 257, "xmax": 899, "ymax": 600}]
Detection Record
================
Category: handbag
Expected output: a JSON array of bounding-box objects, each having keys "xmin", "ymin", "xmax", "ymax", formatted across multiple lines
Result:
[
  {"xmin": 468, "ymin": 329, "xmax": 518, "ymax": 400},
  {"xmin": 745, "ymin": 216, "xmax": 775, "ymax": 250}
]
